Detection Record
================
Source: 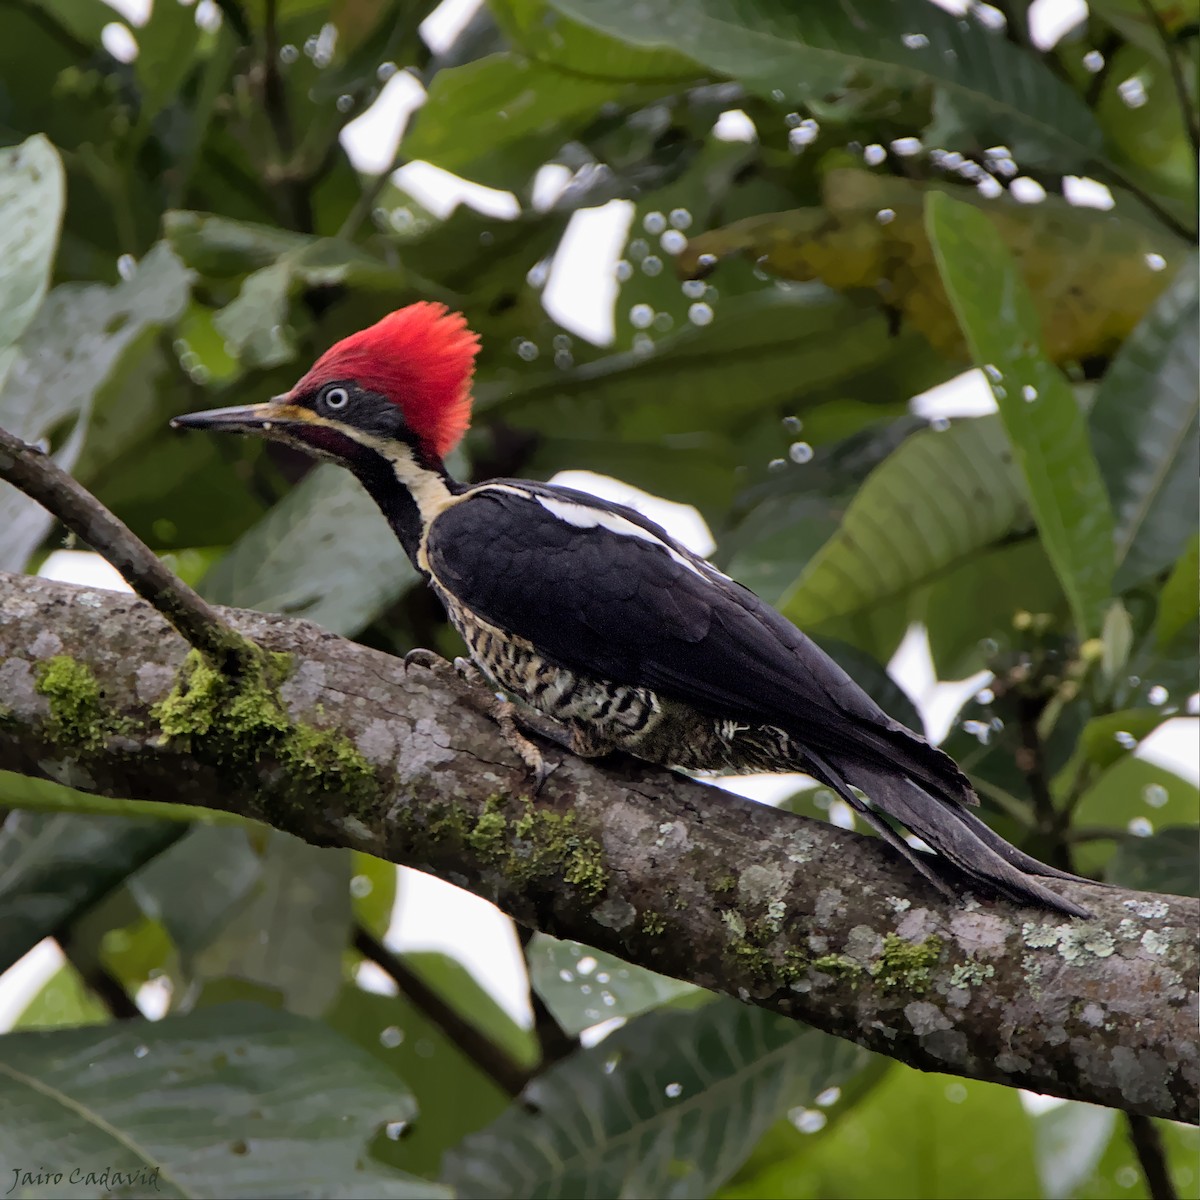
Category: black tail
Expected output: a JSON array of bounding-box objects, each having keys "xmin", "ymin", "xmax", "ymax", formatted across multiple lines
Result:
[{"xmin": 808, "ymin": 753, "xmax": 1094, "ymax": 919}]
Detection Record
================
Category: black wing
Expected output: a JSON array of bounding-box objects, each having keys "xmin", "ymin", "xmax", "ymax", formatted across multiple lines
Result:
[{"xmin": 427, "ymin": 482, "xmax": 960, "ymax": 793}]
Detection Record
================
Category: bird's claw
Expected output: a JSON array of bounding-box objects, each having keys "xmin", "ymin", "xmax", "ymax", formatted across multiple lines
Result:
[
  {"xmin": 490, "ymin": 696, "xmax": 562, "ymax": 795},
  {"xmin": 527, "ymin": 754, "xmax": 560, "ymax": 796},
  {"xmin": 403, "ymin": 647, "xmax": 447, "ymax": 675}
]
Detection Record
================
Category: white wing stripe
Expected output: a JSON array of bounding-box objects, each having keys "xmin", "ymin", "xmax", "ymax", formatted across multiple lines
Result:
[{"xmin": 534, "ymin": 494, "xmax": 709, "ymax": 579}]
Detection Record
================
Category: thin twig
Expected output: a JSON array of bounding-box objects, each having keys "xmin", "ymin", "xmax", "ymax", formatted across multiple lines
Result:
[
  {"xmin": 1083, "ymin": 32, "xmax": 1122, "ymax": 109},
  {"xmin": 1126, "ymin": 1113, "xmax": 1179, "ymax": 1200},
  {"xmin": 338, "ymin": 152, "xmax": 409, "ymax": 242},
  {"xmin": 517, "ymin": 924, "xmax": 580, "ymax": 1069},
  {"xmin": 352, "ymin": 925, "xmax": 531, "ymax": 1098},
  {"xmin": 1014, "ymin": 692, "xmax": 1075, "ymax": 872},
  {"xmin": 68, "ymin": 953, "xmax": 141, "ymax": 1020},
  {"xmin": 1063, "ymin": 825, "xmax": 1126, "ymax": 844},
  {"xmin": 0, "ymin": 425, "xmax": 257, "ymax": 673},
  {"xmin": 1136, "ymin": 0, "xmax": 1200, "ymax": 158},
  {"xmin": 261, "ymin": 0, "xmax": 313, "ymax": 232},
  {"xmin": 1097, "ymin": 160, "xmax": 1196, "ymax": 242}
]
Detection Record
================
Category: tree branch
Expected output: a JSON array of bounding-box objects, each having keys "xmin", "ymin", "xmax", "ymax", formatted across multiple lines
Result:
[
  {"xmin": 0, "ymin": 571, "xmax": 1195, "ymax": 1124},
  {"xmin": 0, "ymin": 426, "xmax": 258, "ymax": 674}
]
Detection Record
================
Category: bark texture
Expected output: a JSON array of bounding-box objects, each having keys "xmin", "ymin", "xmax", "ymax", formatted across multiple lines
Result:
[{"xmin": 0, "ymin": 570, "xmax": 1196, "ymax": 1123}]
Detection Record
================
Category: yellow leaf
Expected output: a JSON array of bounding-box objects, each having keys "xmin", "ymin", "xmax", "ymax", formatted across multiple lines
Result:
[{"xmin": 679, "ymin": 169, "xmax": 1185, "ymax": 364}]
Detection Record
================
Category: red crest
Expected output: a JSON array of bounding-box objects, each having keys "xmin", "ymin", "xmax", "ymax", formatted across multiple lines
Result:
[{"xmin": 293, "ymin": 303, "xmax": 480, "ymax": 459}]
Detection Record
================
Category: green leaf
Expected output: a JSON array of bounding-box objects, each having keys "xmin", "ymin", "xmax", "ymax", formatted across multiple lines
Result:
[
  {"xmin": 402, "ymin": 29, "xmax": 697, "ymax": 199},
  {"xmin": 0, "ymin": 770, "xmax": 243, "ymax": 825},
  {"xmin": 0, "ymin": 135, "xmax": 64, "ymax": 391},
  {"xmin": 213, "ymin": 260, "xmax": 297, "ymax": 369},
  {"xmin": 1081, "ymin": 709, "xmax": 1173, "ymax": 769},
  {"xmin": 721, "ymin": 1066, "xmax": 1040, "ymax": 1200},
  {"xmin": 488, "ymin": 288, "xmax": 945, "ymax": 440},
  {"xmin": 442, "ymin": 999, "xmax": 867, "ymax": 1199},
  {"xmin": 200, "ymin": 463, "xmax": 418, "ymax": 637},
  {"xmin": 0, "ymin": 243, "xmax": 191, "ymax": 571},
  {"xmin": 392, "ymin": 950, "xmax": 538, "ymax": 1071},
  {"xmin": 681, "ymin": 170, "xmax": 1185, "ymax": 368},
  {"xmin": 527, "ymin": 933, "xmax": 698, "ymax": 1035},
  {"xmin": 721, "ymin": 417, "xmax": 924, "ymax": 599},
  {"xmin": 327, "ymin": 974, "xmax": 515, "ymax": 1178},
  {"xmin": 1072, "ymin": 757, "xmax": 1198, "ymax": 876},
  {"xmin": 165, "ymin": 211, "xmax": 311, "ymax": 279},
  {"xmin": 1123, "ymin": 619, "xmax": 1199, "ymax": 717},
  {"xmin": 19, "ymin": 0, "xmax": 114, "ymax": 44},
  {"xmin": 133, "ymin": 0, "xmax": 201, "ymax": 119},
  {"xmin": 495, "ymin": 0, "xmax": 701, "ymax": 82},
  {"xmin": 1106, "ymin": 827, "xmax": 1199, "ymax": 897},
  {"xmin": 1090, "ymin": 254, "xmax": 1199, "ymax": 591},
  {"xmin": 0, "ymin": 811, "xmax": 184, "ymax": 973},
  {"xmin": 127, "ymin": 826, "xmax": 266, "ymax": 961},
  {"xmin": 927, "ymin": 191, "xmax": 1115, "ymax": 637},
  {"xmin": 400, "ymin": 53, "xmax": 625, "ymax": 190},
  {"xmin": 1155, "ymin": 533, "xmax": 1199, "ymax": 648},
  {"xmin": 88, "ymin": 423, "xmax": 269, "ymax": 552},
  {"xmin": 780, "ymin": 416, "xmax": 1026, "ymax": 629},
  {"xmin": 1100, "ymin": 599, "xmax": 1135, "ymax": 688},
  {"xmin": 547, "ymin": 0, "xmax": 1103, "ymax": 168},
  {"xmin": 351, "ymin": 852, "xmax": 398, "ymax": 941},
  {"xmin": 189, "ymin": 832, "xmax": 352, "ymax": 1018},
  {"xmin": 0, "ymin": 1003, "xmax": 438, "ymax": 1198},
  {"xmin": 13, "ymin": 962, "xmax": 109, "ymax": 1031},
  {"xmin": 1034, "ymin": 1102, "xmax": 1118, "ymax": 1200},
  {"xmin": 921, "ymin": 536, "xmax": 1064, "ymax": 678},
  {"xmin": 210, "ymin": 241, "xmax": 410, "ymax": 371},
  {"xmin": 1074, "ymin": 1113, "xmax": 1200, "ymax": 1200},
  {"xmin": 606, "ymin": 139, "xmax": 759, "ymax": 356}
]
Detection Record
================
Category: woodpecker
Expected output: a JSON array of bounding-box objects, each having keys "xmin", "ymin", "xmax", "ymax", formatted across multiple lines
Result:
[{"xmin": 173, "ymin": 302, "xmax": 1089, "ymax": 917}]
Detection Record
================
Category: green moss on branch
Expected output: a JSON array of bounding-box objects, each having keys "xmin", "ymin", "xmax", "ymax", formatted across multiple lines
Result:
[
  {"xmin": 34, "ymin": 655, "xmax": 122, "ymax": 750},
  {"xmin": 468, "ymin": 795, "xmax": 609, "ymax": 899},
  {"xmin": 152, "ymin": 648, "xmax": 378, "ymax": 817}
]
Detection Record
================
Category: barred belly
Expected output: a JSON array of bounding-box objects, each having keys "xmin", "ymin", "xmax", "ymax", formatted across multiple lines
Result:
[
  {"xmin": 439, "ymin": 593, "xmax": 811, "ymax": 776},
  {"xmin": 441, "ymin": 598, "xmax": 663, "ymax": 748}
]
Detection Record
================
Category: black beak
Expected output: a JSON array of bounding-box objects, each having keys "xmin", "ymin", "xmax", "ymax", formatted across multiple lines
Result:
[{"xmin": 170, "ymin": 399, "xmax": 313, "ymax": 435}]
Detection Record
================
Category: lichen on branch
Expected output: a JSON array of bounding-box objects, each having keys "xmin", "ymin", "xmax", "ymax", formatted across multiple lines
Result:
[{"xmin": 0, "ymin": 571, "xmax": 1196, "ymax": 1124}]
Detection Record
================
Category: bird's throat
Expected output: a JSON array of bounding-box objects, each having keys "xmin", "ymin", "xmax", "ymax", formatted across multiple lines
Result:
[{"xmin": 349, "ymin": 444, "xmax": 460, "ymax": 574}]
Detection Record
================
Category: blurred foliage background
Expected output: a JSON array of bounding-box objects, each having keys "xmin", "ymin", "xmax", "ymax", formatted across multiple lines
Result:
[{"xmin": 0, "ymin": 0, "xmax": 1197, "ymax": 1196}]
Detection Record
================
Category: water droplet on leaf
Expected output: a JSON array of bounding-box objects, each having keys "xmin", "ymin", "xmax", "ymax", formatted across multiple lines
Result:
[{"xmin": 1143, "ymin": 783, "xmax": 1168, "ymax": 808}]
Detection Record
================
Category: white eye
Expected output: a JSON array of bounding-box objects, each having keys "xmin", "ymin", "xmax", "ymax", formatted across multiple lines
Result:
[{"xmin": 324, "ymin": 386, "xmax": 350, "ymax": 410}]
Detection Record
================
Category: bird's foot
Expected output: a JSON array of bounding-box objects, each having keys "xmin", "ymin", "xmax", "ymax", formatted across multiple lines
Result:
[
  {"xmin": 403, "ymin": 647, "xmax": 448, "ymax": 675},
  {"xmin": 452, "ymin": 656, "xmax": 488, "ymax": 686},
  {"xmin": 490, "ymin": 697, "xmax": 560, "ymax": 795},
  {"xmin": 438, "ymin": 656, "xmax": 561, "ymax": 792}
]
